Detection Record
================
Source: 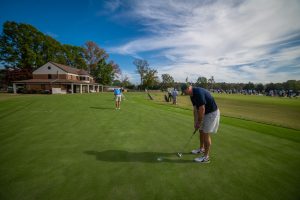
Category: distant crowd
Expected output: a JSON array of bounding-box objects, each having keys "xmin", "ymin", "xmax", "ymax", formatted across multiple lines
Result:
[{"xmin": 210, "ymin": 89, "xmax": 299, "ymax": 97}]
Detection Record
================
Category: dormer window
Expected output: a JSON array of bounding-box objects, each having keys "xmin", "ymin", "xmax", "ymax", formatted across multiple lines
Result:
[{"xmin": 48, "ymin": 66, "xmax": 51, "ymax": 70}]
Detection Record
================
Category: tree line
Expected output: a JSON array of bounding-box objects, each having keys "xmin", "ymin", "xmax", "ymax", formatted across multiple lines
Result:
[
  {"xmin": 0, "ymin": 21, "xmax": 120, "ymax": 85},
  {"xmin": 131, "ymin": 58, "xmax": 300, "ymax": 94}
]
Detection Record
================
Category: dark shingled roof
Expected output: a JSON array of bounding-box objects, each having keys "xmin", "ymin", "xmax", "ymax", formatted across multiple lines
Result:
[
  {"xmin": 50, "ymin": 62, "xmax": 90, "ymax": 76},
  {"xmin": 78, "ymin": 69, "xmax": 89, "ymax": 75}
]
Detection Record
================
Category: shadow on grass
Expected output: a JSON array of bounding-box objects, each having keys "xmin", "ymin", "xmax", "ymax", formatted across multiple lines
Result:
[
  {"xmin": 84, "ymin": 150, "xmax": 192, "ymax": 163},
  {"xmin": 90, "ymin": 106, "xmax": 113, "ymax": 110}
]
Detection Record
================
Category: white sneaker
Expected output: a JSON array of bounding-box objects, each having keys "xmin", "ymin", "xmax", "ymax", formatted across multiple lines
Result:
[
  {"xmin": 191, "ymin": 148, "xmax": 205, "ymax": 154},
  {"xmin": 194, "ymin": 156, "xmax": 210, "ymax": 163}
]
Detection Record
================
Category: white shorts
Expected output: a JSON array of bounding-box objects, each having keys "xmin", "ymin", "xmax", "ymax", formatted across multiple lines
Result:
[
  {"xmin": 115, "ymin": 95, "xmax": 122, "ymax": 101},
  {"xmin": 200, "ymin": 109, "xmax": 220, "ymax": 133}
]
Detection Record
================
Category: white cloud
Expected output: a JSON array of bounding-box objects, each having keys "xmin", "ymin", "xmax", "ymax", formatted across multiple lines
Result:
[
  {"xmin": 96, "ymin": 0, "xmax": 122, "ymax": 16},
  {"xmin": 108, "ymin": 0, "xmax": 300, "ymax": 83},
  {"xmin": 104, "ymin": 0, "xmax": 122, "ymax": 12}
]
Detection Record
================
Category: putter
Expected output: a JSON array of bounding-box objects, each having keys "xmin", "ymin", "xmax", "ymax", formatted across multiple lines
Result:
[{"xmin": 177, "ymin": 128, "xmax": 199, "ymax": 158}]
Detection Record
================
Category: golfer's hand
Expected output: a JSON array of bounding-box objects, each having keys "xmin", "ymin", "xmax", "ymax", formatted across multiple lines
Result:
[{"xmin": 194, "ymin": 121, "xmax": 200, "ymax": 130}]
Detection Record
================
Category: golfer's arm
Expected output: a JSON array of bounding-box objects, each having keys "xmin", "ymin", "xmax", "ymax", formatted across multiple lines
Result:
[
  {"xmin": 197, "ymin": 105, "xmax": 205, "ymax": 124},
  {"xmin": 193, "ymin": 106, "xmax": 198, "ymax": 124}
]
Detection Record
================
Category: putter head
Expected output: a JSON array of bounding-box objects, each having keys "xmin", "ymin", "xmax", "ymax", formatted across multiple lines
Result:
[
  {"xmin": 157, "ymin": 157, "xmax": 163, "ymax": 161},
  {"xmin": 177, "ymin": 152, "xmax": 183, "ymax": 157}
]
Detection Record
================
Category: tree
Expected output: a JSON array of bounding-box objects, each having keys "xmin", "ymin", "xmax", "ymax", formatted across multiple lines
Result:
[
  {"xmin": 63, "ymin": 45, "xmax": 87, "ymax": 69},
  {"xmin": 0, "ymin": 21, "xmax": 122, "ymax": 87},
  {"xmin": 195, "ymin": 76, "xmax": 208, "ymax": 88},
  {"xmin": 83, "ymin": 41, "xmax": 121, "ymax": 85},
  {"xmin": 92, "ymin": 58, "xmax": 113, "ymax": 85},
  {"xmin": 133, "ymin": 59, "xmax": 149, "ymax": 88},
  {"xmin": 107, "ymin": 60, "xmax": 121, "ymax": 78},
  {"xmin": 91, "ymin": 59, "xmax": 121, "ymax": 85},
  {"xmin": 143, "ymin": 68, "xmax": 159, "ymax": 89},
  {"xmin": 161, "ymin": 73, "xmax": 174, "ymax": 90},
  {"xmin": 39, "ymin": 35, "xmax": 65, "ymax": 65},
  {"xmin": 283, "ymin": 80, "xmax": 300, "ymax": 91},
  {"xmin": 255, "ymin": 83, "xmax": 264, "ymax": 93},
  {"xmin": 120, "ymin": 74, "xmax": 132, "ymax": 87},
  {"xmin": 265, "ymin": 83, "xmax": 275, "ymax": 92},
  {"xmin": 243, "ymin": 82, "xmax": 255, "ymax": 90},
  {"xmin": 0, "ymin": 21, "xmax": 46, "ymax": 69},
  {"xmin": 113, "ymin": 75, "xmax": 133, "ymax": 88},
  {"xmin": 112, "ymin": 79, "xmax": 122, "ymax": 86},
  {"xmin": 208, "ymin": 76, "xmax": 215, "ymax": 89},
  {"xmin": 83, "ymin": 41, "xmax": 108, "ymax": 73},
  {"xmin": 219, "ymin": 82, "xmax": 229, "ymax": 91},
  {"xmin": 0, "ymin": 21, "xmax": 87, "ymax": 71},
  {"xmin": 274, "ymin": 83, "xmax": 284, "ymax": 90}
]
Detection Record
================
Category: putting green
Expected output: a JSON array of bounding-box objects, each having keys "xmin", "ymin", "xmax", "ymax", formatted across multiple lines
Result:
[{"xmin": 0, "ymin": 93, "xmax": 299, "ymax": 200}]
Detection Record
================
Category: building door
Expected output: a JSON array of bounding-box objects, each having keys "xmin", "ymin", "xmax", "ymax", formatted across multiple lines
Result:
[{"xmin": 66, "ymin": 85, "xmax": 71, "ymax": 93}]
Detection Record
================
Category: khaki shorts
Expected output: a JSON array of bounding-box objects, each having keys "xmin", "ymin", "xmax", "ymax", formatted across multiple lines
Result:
[
  {"xmin": 200, "ymin": 109, "xmax": 220, "ymax": 133},
  {"xmin": 115, "ymin": 95, "xmax": 122, "ymax": 101}
]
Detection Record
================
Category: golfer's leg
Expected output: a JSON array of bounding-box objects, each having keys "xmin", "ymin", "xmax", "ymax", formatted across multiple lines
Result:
[
  {"xmin": 203, "ymin": 133, "xmax": 211, "ymax": 157},
  {"xmin": 200, "ymin": 131, "xmax": 205, "ymax": 150},
  {"xmin": 118, "ymin": 96, "xmax": 121, "ymax": 108}
]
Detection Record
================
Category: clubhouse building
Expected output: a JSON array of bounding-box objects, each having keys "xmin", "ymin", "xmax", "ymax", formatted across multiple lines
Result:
[{"xmin": 13, "ymin": 62, "xmax": 103, "ymax": 94}]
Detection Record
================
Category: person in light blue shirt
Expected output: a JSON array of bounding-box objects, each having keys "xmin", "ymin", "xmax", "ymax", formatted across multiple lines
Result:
[{"xmin": 114, "ymin": 88, "xmax": 122, "ymax": 109}]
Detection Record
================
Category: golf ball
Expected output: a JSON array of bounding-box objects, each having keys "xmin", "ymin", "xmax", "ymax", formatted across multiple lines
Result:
[{"xmin": 157, "ymin": 157, "xmax": 163, "ymax": 161}]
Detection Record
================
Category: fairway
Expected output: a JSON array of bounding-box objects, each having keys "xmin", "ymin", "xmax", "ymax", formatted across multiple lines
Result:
[
  {"xmin": 0, "ymin": 93, "xmax": 300, "ymax": 200},
  {"xmin": 152, "ymin": 92, "xmax": 300, "ymax": 130}
]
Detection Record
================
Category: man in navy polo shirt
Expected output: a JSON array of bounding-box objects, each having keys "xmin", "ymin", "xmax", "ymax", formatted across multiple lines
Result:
[{"xmin": 182, "ymin": 83, "xmax": 220, "ymax": 163}]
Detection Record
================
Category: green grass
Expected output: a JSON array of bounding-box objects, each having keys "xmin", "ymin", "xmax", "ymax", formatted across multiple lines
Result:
[
  {"xmin": 151, "ymin": 92, "xmax": 300, "ymax": 130},
  {"xmin": 0, "ymin": 93, "xmax": 299, "ymax": 200}
]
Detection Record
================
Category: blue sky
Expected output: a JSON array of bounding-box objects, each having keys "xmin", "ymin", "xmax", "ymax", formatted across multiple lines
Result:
[{"xmin": 1, "ymin": 0, "xmax": 300, "ymax": 83}]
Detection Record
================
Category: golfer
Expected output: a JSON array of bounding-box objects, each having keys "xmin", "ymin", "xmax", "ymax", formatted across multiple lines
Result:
[
  {"xmin": 114, "ymin": 88, "xmax": 122, "ymax": 110},
  {"xmin": 172, "ymin": 88, "xmax": 178, "ymax": 105},
  {"xmin": 182, "ymin": 83, "xmax": 220, "ymax": 163}
]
